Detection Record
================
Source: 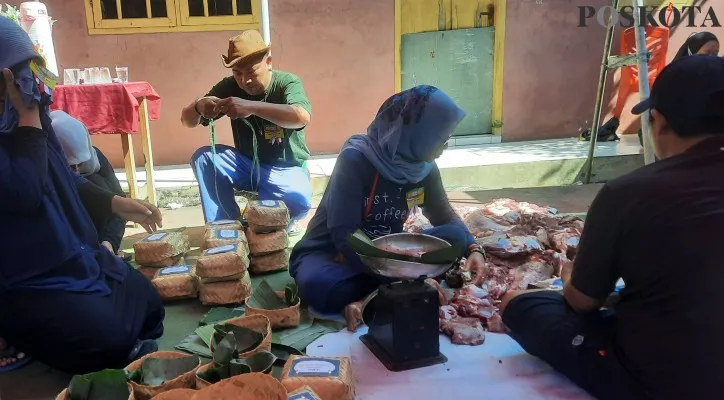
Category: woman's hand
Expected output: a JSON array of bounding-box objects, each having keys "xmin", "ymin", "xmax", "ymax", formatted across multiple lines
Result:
[
  {"xmin": 466, "ymin": 251, "xmax": 489, "ymax": 286},
  {"xmin": 2, "ymin": 68, "xmax": 41, "ymax": 129},
  {"xmin": 111, "ymin": 196, "xmax": 162, "ymax": 233}
]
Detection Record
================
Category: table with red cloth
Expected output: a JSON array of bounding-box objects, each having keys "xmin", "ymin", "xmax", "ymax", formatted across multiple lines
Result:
[{"xmin": 51, "ymin": 81, "xmax": 161, "ymax": 206}]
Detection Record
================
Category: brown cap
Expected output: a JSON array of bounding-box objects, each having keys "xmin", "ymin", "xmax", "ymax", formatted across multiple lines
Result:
[{"xmin": 222, "ymin": 30, "xmax": 270, "ymax": 68}]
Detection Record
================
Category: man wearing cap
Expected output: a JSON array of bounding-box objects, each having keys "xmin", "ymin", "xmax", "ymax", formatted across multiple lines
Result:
[
  {"xmin": 497, "ymin": 55, "xmax": 724, "ymax": 399},
  {"xmin": 182, "ymin": 30, "xmax": 312, "ymax": 233}
]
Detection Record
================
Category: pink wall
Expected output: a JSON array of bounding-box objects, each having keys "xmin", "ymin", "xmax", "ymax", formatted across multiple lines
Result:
[
  {"xmin": 10, "ymin": 0, "xmax": 394, "ymax": 166},
  {"xmin": 501, "ymin": 0, "xmax": 724, "ymax": 141},
  {"xmin": 8, "ymin": 0, "xmax": 724, "ymax": 164}
]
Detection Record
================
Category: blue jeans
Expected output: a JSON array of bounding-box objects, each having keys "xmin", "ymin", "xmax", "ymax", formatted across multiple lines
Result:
[
  {"xmin": 291, "ymin": 223, "xmax": 471, "ymax": 314},
  {"xmin": 191, "ymin": 144, "xmax": 312, "ymax": 223}
]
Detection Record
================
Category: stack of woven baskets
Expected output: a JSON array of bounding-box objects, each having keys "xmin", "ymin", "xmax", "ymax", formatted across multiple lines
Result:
[
  {"xmin": 133, "ymin": 232, "xmax": 194, "ymax": 300},
  {"xmin": 196, "ymin": 220, "xmax": 253, "ymax": 305},
  {"xmin": 244, "ymin": 200, "xmax": 292, "ymax": 274}
]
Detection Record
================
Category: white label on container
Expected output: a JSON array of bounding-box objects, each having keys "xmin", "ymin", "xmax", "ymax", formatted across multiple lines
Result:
[
  {"xmin": 260, "ymin": 200, "xmax": 280, "ymax": 207},
  {"xmin": 144, "ymin": 232, "xmax": 167, "ymax": 242},
  {"xmin": 217, "ymin": 229, "xmax": 239, "ymax": 239},
  {"xmin": 210, "ymin": 219, "xmax": 237, "ymax": 226},
  {"xmin": 158, "ymin": 265, "xmax": 190, "ymax": 276},
  {"xmin": 205, "ymin": 244, "xmax": 237, "ymax": 255},
  {"xmin": 288, "ymin": 359, "xmax": 340, "ymax": 377}
]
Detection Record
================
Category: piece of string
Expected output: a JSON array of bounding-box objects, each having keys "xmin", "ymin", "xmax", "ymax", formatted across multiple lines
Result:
[
  {"xmin": 243, "ymin": 118, "xmax": 262, "ymax": 193},
  {"xmin": 209, "ymin": 118, "xmax": 233, "ymax": 219}
]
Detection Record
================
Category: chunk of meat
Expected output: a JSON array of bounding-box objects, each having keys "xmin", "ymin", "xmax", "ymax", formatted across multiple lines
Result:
[
  {"xmin": 440, "ymin": 317, "xmax": 485, "ymax": 346},
  {"xmin": 480, "ymin": 234, "xmax": 544, "ymax": 258},
  {"xmin": 439, "ymin": 305, "xmax": 458, "ymax": 321},
  {"xmin": 508, "ymin": 258, "xmax": 555, "ymax": 291},
  {"xmin": 548, "ymin": 228, "xmax": 581, "ymax": 258},
  {"xmin": 463, "ymin": 209, "xmax": 513, "ymax": 237},
  {"xmin": 377, "ymin": 245, "xmax": 424, "ymax": 258},
  {"xmin": 403, "ymin": 211, "xmax": 432, "ymax": 233},
  {"xmin": 455, "ymin": 284, "xmax": 489, "ymax": 299},
  {"xmin": 486, "ymin": 313, "xmax": 506, "ymax": 333},
  {"xmin": 451, "ymin": 295, "xmax": 496, "ymax": 319}
]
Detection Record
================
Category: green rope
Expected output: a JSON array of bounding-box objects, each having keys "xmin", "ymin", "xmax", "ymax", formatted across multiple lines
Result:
[
  {"xmin": 209, "ymin": 119, "xmax": 233, "ymax": 219},
  {"xmin": 243, "ymin": 119, "xmax": 261, "ymax": 193}
]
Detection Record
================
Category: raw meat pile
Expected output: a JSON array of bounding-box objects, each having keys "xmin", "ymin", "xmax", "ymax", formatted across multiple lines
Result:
[{"xmin": 405, "ymin": 198, "xmax": 584, "ymax": 346}]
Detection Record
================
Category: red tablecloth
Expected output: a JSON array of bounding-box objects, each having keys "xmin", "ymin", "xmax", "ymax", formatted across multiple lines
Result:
[{"xmin": 51, "ymin": 82, "xmax": 161, "ymax": 135}]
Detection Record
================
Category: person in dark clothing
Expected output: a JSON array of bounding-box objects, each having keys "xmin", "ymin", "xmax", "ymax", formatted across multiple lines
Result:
[
  {"xmin": 499, "ymin": 55, "xmax": 724, "ymax": 400},
  {"xmin": 50, "ymin": 110, "xmax": 128, "ymax": 257},
  {"xmin": 290, "ymin": 86, "xmax": 487, "ymax": 320},
  {"xmin": 673, "ymin": 31, "xmax": 719, "ymax": 60},
  {"xmin": 0, "ymin": 17, "xmax": 165, "ymax": 374}
]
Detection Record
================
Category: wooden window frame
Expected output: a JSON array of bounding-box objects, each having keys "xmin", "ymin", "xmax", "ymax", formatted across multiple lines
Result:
[{"xmin": 84, "ymin": 0, "xmax": 260, "ymax": 35}]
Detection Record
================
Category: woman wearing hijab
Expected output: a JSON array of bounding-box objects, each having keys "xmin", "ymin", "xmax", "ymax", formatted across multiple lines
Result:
[
  {"xmin": 0, "ymin": 16, "xmax": 165, "ymax": 374},
  {"xmin": 673, "ymin": 31, "xmax": 719, "ymax": 60},
  {"xmin": 290, "ymin": 86, "xmax": 486, "ymax": 326},
  {"xmin": 51, "ymin": 110, "xmax": 129, "ymax": 259}
]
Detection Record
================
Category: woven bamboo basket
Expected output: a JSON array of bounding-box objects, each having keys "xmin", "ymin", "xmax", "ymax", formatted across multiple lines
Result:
[
  {"xmin": 196, "ymin": 244, "xmax": 249, "ymax": 280},
  {"xmin": 191, "ymin": 373, "xmax": 287, "ymax": 400},
  {"xmin": 198, "ymin": 271, "xmax": 245, "ymax": 284},
  {"xmin": 205, "ymin": 219, "xmax": 243, "ymax": 233},
  {"xmin": 137, "ymin": 266, "xmax": 162, "ymax": 280},
  {"xmin": 151, "ymin": 266, "xmax": 199, "ymax": 300},
  {"xmin": 288, "ymin": 385, "xmax": 322, "ymax": 400},
  {"xmin": 198, "ymin": 271, "xmax": 252, "ymax": 306},
  {"xmin": 250, "ymin": 248, "xmax": 291, "ymax": 274},
  {"xmin": 150, "ymin": 388, "xmax": 197, "ymax": 399},
  {"xmin": 194, "ymin": 359, "xmax": 273, "ymax": 390},
  {"xmin": 56, "ymin": 384, "xmax": 135, "ymax": 400},
  {"xmin": 245, "ymin": 200, "xmax": 290, "ymax": 231},
  {"xmin": 134, "ymin": 232, "xmax": 189, "ymax": 266},
  {"xmin": 141, "ymin": 254, "xmax": 185, "ymax": 268},
  {"xmin": 203, "ymin": 228, "xmax": 249, "ymax": 252},
  {"xmin": 244, "ymin": 295, "xmax": 301, "ymax": 329},
  {"xmin": 209, "ymin": 315, "xmax": 272, "ymax": 359},
  {"xmin": 125, "ymin": 351, "xmax": 201, "ymax": 400},
  {"xmin": 247, "ymin": 229, "xmax": 289, "ymax": 256},
  {"xmin": 280, "ymin": 356, "xmax": 355, "ymax": 400}
]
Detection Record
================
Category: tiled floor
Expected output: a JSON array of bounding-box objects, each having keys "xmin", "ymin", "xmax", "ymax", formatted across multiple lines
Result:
[{"xmin": 115, "ymin": 136, "xmax": 642, "ymax": 189}]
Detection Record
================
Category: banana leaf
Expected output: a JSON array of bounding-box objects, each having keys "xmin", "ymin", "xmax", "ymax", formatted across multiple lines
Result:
[
  {"xmin": 125, "ymin": 354, "xmax": 199, "ymax": 386},
  {"xmin": 199, "ymin": 307, "xmax": 245, "ymax": 326},
  {"xmin": 175, "ymin": 334, "xmax": 213, "ymax": 358},
  {"xmin": 271, "ymin": 311, "xmax": 345, "ymax": 351},
  {"xmin": 67, "ymin": 369, "xmax": 129, "ymax": 400},
  {"xmin": 270, "ymin": 343, "xmax": 304, "ymax": 367},
  {"xmin": 210, "ymin": 324, "xmax": 264, "ymax": 354},
  {"xmin": 248, "ymin": 280, "xmax": 299, "ymax": 310},
  {"xmin": 196, "ymin": 350, "xmax": 277, "ymax": 384}
]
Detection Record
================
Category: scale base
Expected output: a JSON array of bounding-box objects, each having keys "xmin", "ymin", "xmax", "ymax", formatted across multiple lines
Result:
[{"xmin": 360, "ymin": 334, "xmax": 447, "ymax": 372}]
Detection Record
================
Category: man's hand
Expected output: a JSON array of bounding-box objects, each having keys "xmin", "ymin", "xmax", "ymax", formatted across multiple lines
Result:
[
  {"xmin": 101, "ymin": 241, "xmax": 114, "ymax": 253},
  {"xmin": 111, "ymin": 196, "xmax": 162, "ymax": 233},
  {"xmin": 195, "ymin": 96, "xmax": 221, "ymax": 119},
  {"xmin": 214, "ymin": 97, "xmax": 257, "ymax": 120},
  {"xmin": 466, "ymin": 251, "xmax": 489, "ymax": 286},
  {"xmin": 2, "ymin": 68, "xmax": 41, "ymax": 129}
]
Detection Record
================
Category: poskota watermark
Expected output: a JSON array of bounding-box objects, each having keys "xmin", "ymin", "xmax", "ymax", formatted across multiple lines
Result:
[{"xmin": 577, "ymin": 5, "xmax": 721, "ymax": 28}]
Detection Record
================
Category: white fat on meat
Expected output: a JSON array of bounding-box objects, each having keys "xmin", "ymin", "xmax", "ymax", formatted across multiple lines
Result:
[{"xmin": 455, "ymin": 284, "xmax": 488, "ymax": 299}]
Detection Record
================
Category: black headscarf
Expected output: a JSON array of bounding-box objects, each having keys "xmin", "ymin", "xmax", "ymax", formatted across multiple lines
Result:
[{"xmin": 674, "ymin": 32, "xmax": 719, "ymax": 61}]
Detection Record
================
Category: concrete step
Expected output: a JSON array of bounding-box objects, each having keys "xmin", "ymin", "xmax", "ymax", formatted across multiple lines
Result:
[{"xmin": 116, "ymin": 137, "xmax": 643, "ymax": 207}]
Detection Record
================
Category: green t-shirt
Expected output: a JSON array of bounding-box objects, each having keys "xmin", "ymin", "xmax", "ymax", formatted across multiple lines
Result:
[{"xmin": 204, "ymin": 70, "xmax": 312, "ymax": 167}]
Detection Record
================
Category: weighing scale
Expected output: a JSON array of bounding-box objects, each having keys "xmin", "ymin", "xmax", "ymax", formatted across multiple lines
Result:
[{"xmin": 354, "ymin": 233, "xmax": 457, "ymax": 372}]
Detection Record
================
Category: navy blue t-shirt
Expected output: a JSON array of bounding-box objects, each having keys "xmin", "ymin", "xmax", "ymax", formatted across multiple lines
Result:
[{"xmin": 292, "ymin": 148, "xmax": 473, "ymax": 272}]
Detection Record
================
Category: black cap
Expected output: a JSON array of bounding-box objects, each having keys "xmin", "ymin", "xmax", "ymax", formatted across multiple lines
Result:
[{"xmin": 632, "ymin": 55, "xmax": 724, "ymax": 136}]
